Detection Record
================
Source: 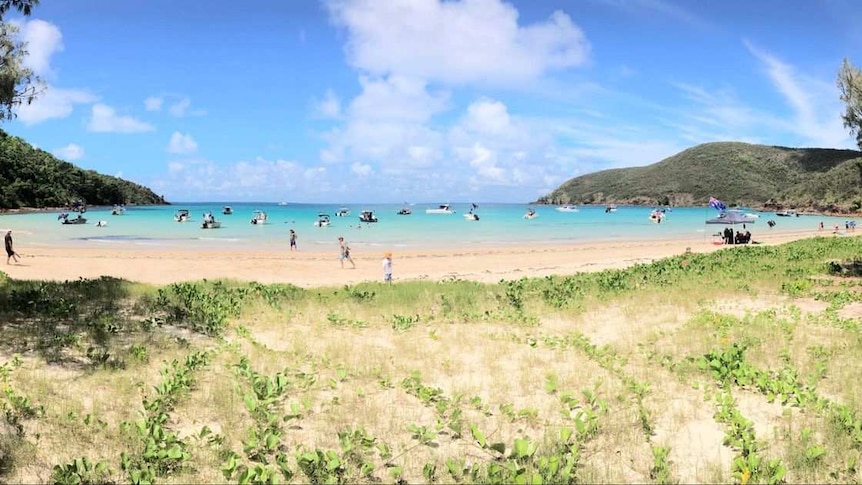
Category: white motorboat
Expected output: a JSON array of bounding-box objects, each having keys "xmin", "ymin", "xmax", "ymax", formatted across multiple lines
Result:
[
  {"xmin": 314, "ymin": 213, "xmax": 331, "ymax": 227},
  {"xmin": 523, "ymin": 209, "xmax": 538, "ymax": 219},
  {"xmin": 359, "ymin": 210, "xmax": 378, "ymax": 223},
  {"xmin": 555, "ymin": 205, "xmax": 579, "ymax": 213},
  {"xmin": 335, "ymin": 207, "xmax": 350, "ymax": 217},
  {"xmin": 202, "ymin": 220, "xmax": 221, "ymax": 229},
  {"xmin": 250, "ymin": 210, "xmax": 268, "ymax": 225},
  {"xmin": 776, "ymin": 210, "xmax": 798, "ymax": 217},
  {"xmin": 649, "ymin": 209, "xmax": 666, "ymax": 223},
  {"xmin": 174, "ymin": 209, "xmax": 190, "ymax": 222},
  {"xmin": 605, "ymin": 204, "xmax": 617, "ymax": 213},
  {"xmin": 111, "ymin": 205, "xmax": 125, "ymax": 215},
  {"xmin": 426, "ymin": 203, "xmax": 455, "ymax": 214},
  {"xmin": 223, "ymin": 206, "xmax": 233, "ymax": 215}
]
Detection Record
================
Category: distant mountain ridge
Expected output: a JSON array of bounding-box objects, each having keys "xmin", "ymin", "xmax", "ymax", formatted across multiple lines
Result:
[
  {"xmin": 0, "ymin": 130, "xmax": 167, "ymax": 209},
  {"xmin": 537, "ymin": 142, "xmax": 862, "ymax": 213}
]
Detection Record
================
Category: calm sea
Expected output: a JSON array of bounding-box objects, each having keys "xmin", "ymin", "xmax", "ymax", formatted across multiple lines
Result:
[{"xmin": 1, "ymin": 202, "xmax": 858, "ymax": 251}]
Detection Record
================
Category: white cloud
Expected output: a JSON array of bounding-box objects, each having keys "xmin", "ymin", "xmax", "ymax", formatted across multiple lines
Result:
[
  {"xmin": 86, "ymin": 103, "xmax": 154, "ymax": 133},
  {"xmin": 314, "ymin": 89, "xmax": 342, "ymax": 119},
  {"xmin": 145, "ymin": 96, "xmax": 163, "ymax": 111},
  {"xmin": 52, "ymin": 143, "xmax": 84, "ymax": 161},
  {"xmin": 325, "ymin": 0, "xmax": 590, "ymax": 86},
  {"xmin": 15, "ymin": 87, "xmax": 96, "ymax": 125},
  {"xmin": 745, "ymin": 41, "xmax": 851, "ymax": 147},
  {"xmin": 13, "ymin": 19, "xmax": 63, "ymax": 77},
  {"xmin": 350, "ymin": 161, "xmax": 372, "ymax": 176},
  {"xmin": 168, "ymin": 97, "xmax": 206, "ymax": 117},
  {"xmin": 166, "ymin": 132, "xmax": 198, "ymax": 154}
]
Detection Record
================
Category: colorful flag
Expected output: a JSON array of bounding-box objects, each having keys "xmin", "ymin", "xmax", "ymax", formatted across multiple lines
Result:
[{"xmin": 708, "ymin": 197, "xmax": 727, "ymax": 212}]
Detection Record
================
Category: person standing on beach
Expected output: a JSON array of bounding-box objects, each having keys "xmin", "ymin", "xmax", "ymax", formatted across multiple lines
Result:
[
  {"xmin": 382, "ymin": 252, "xmax": 392, "ymax": 283},
  {"xmin": 289, "ymin": 229, "xmax": 297, "ymax": 251},
  {"xmin": 5, "ymin": 230, "xmax": 19, "ymax": 264},
  {"xmin": 338, "ymin": 236, "xmax": 355, "ymax": 269}
]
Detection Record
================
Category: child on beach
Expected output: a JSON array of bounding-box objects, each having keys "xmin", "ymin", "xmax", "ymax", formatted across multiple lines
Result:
[
  {"xmin": 382, "ymin": 252, "xmax": 392, "ymax": 283},
  {"xmin": 338, "ymin": 236, "xmax": 355, "ymax": 269},
  {"xmin": 289, "ymin": 229, "xmax": 297, "ymax": 251}
]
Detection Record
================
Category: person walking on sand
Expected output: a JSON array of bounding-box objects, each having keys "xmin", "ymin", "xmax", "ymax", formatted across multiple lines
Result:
[
  {"xmin": 289, "ymin": 229, "xmax": 297, "ymax": 251},
  {"xmin": 5, "ymin": 230, "xmax": 19, "ymax": 264},
  {"xmin": 382, "ymin": 251, "xmax": 392, "ymax": 283},
  {"xmin": 338, "ymin": 236, "xmax": 355, "ymax": 269}
]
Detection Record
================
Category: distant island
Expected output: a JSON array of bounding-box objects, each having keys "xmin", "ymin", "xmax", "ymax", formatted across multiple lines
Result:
[
  {"xmin": 0, "ymin": 130, "xmax": 167, "ymax": 210},
  {"xmin": 537, "ymin": 142, "xmax": 862, "ymax": 214}
]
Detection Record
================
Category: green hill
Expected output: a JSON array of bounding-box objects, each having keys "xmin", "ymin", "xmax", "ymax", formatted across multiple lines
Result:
[
  {"xmin": 537, "ymin": 142, "xmax": 862, "ymax": 213},
  {"xmin": 0, "ymin": 130, "xmax": 167, "ymax": 209}
]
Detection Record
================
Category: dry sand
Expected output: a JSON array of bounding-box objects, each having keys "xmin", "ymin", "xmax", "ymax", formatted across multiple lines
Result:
[{"xmin": 1, "ymin": 229, "xmax": 843, "ymax": 287}]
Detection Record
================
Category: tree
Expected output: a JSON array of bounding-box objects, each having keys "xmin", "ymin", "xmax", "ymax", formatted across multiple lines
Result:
[
  {"xmin": 0, "ymin": 0, "xmax": 43, "ymax": 122},
  {"xmin": 838, "ymin": 58, "xmax": 862, "ymax": 150}
]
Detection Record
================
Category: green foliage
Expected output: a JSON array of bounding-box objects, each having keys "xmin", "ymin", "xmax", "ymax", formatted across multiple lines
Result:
[
  {"xmin": 838, "ymin": 58, "xmax": 862, "ymax": 150},
  {"xmin": 537, "ymin": 141, "xmax": 862, "ymax": 212},
  {"xmin": 0, "ymin": 130, "xmax": 166, "ymax": 208},
  {"xmin": 52, "ymin": 457, "xmax": 114, "ymax": 485}
]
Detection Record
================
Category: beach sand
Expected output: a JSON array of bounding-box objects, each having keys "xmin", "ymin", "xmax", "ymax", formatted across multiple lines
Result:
[{"xmin": 1, "ymin": 229, "xmax": 846, "ymax": 287}]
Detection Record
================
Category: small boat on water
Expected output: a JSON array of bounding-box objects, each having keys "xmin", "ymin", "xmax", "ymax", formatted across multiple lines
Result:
[
  {"xmin": 59, "ymin": 213, "xmax": 87, "ymax": 225},
  {"xmin": 359, "ymin": 210, "xmax": 378, "ymax": 223},
  {"xmin": 426, "ymin": 203, "xmax": 455, "ymax": 214},
  {"xmin": 174, "ymin": 209, "xmax": 190, "ymax": 222},
  {"xmin": 523, "ymin": 208, "xmax": 538, "ymax": 219},
  {"xmin": 314, "ymin": 213, "xmax": 331, "ymax": 227},
  {"xmin": 201, "ymin": 212, "xmax": 220, "ymax": 229},
  {"xmin": 605, "ymin": 204, "xmax": 617, "ymax": 213},
  {"xmin": 111, "ymin": 205, "xmax": 125, "ymax": 215},
  {"xmin": 776, "ymin": 210, "xmax": 798, "ymax": 217},
  {"xmin": 278, "ymin": 201, "xmax": 289, "ymax": 206},
  {"xmin": 335, "ymin": 207, "xmax": 350, "ymax": 217},
  {"xmin": 223, "ymin": 206, "xmax": 233, "ymax": 215},
  {"xmin": 250, "ymin": 210, "xmax": 268, "ymax": 225},
  {"xmin": 397, "ymin": 207, "xmax": 412, "ymax": 215},
  {"xmin": 649, "ymin": 209, "xmax": 666, "ymax": 223},
  {"xmin": 555, "ymin": 204, "xmax": 579, "ymax": 213}
]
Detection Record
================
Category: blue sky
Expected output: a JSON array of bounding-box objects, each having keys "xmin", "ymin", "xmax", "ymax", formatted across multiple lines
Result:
[{"xmin": 4, "ymin": 0, "xmax": 861, "ymax": 203}]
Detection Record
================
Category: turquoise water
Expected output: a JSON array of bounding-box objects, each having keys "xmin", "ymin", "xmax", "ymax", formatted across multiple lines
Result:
[{"xmin": 1, "ymin": 202, "xmax": 858, "ymax": 251}]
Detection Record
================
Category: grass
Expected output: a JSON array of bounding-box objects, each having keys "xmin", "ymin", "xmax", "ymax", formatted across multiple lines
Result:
[{"xmin": 1, "ymin": 236, "xmax": 862, "ymax": 483}]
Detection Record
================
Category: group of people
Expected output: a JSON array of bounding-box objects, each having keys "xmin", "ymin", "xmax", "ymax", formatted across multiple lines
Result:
[
  {"xmin": 721, "ymin": 227, "xmax": 752, "ymax": 245},
  {"xmin": 289, "ymin": 230, "xmax": 391, "ymax": 282}
]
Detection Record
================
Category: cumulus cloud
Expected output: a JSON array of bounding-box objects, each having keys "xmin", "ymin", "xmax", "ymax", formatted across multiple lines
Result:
[
  {"xmin": 314, "ymin": 89, "xmax": 342, "ymax": 119},
  {"xmin": 166, "ymin": 132, "xmax": 198, "ymax": 154},
  {"xmin": 325, "ymin": 0, "xmax": 590, "ymax": 86},
  {"xmin": 16, "ymin": 87, "xmax": 96, "ymax": 125},
  {"xmin": 13, "ymin": 19, "xmax": 63, "ymax": 77},
  {"xmin": 86, "ymin": 103, "xmax": 154, "ymax": 133},
  {"xmin": 350, "ymin": 161, "xmax": 372, "ymax": 176},
  {"xmin": 52, "ymin": 143, "xmax": 84, "ymax": 161},
  {"xmin": 168, "ymin": 97, "xmax": 206, "ymax": 117},
  {"xmin": 145, "ymin": 96, "xmax": 163, "ymax": 111}
]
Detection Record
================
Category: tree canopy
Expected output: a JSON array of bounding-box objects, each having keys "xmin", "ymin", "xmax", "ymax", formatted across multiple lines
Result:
[
  {"xmin": 0, "ymin": 0, "xmax": 43, "ymax": 122},
  {"xmin": 838, "ymin": 58, "xmax": 862, "ymax": 150}
]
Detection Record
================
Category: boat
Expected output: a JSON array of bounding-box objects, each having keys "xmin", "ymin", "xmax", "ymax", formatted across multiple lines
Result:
[
  {"xmin": 649, "ymin": 209, "xmax": 666, "ymax": 223},
  {"xmin": 250, "ymin": 210, "xmax": 268, "ymax": 225},
  {"xmin": 397, "ymin": 206, "xmax": 412, "ymax": 215},
  {"xmin": 278, "ymin": 201, "xmax": 289, "ymax": 206},
  {"xmin": 359, "ymin": 210, "xmax": 378, "ymax": 223},
  {"xmin": 426, "ymin": 203, "xmax": 455, "ymax": 214},
  {"xmin": 174, "ymin": 209, "xmax": 190, "ymax": 222},
  {"xmin": 604, "ymin": 204, "xmax": 617, "ymax": 213},
  {"xmin": 555, "ymin": 205, "xmax": 579, "ymax": 213},
  {"xmin": 314, "ymin": 213, "xmax": 331, "ymax": 227},
  {"xmin": 335, "ymin": 207, "xmax": 350, "ymax": 217},
  {"xmin": 776, "ymin": 210, "xmax": 798, "ymax": 217},
  {"xmin": 464, "ymin": 211, "xmax": 479, "ymax": 221},
  {"xmin": 111, "ymin": 205, "xmax": 125, "ymax": 215},
  {"xmin": 523, "ymin": 208, "xmax": 538, "ymax": 219},
  {"xmin": 223, "ymin": 206, "xmax": 233, "ymax": 215},
  {"xmin": 59, "ymin": 213, "xmax": 87, "ymax": 225},
  {"xmin": 201, "ymin": 219, "xmax": 221, "ymax": 229}
]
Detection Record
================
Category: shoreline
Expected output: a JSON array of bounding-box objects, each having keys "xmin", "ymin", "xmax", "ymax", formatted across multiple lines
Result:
[{"xmin": 1, "ymin": 228, "xmax": 850, "ymax": 288}]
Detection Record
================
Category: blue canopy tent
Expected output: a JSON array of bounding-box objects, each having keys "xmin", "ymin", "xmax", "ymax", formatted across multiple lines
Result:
[{"xmin": 706, "ymin": 210, "xmax": 755, "ymax": 244}]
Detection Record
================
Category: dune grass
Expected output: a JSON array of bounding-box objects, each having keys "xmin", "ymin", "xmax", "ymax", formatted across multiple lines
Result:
[{"xmin": 1, "ymin": 236, "xmax": 862, "ymax": 483}]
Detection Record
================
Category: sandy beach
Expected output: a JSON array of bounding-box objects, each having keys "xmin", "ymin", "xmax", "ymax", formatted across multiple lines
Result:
[{"xmin": 1, "ymin": 228, "xmax": 844, "ymax": 287}]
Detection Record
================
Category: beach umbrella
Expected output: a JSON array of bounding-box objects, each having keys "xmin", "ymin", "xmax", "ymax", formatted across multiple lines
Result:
[{"xmin": 705, "ymin": 210, "xmax": 756, "ymax": 225}]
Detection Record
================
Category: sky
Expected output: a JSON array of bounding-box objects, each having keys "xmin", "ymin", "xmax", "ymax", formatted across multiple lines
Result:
[{"xmin": 3, "ymin": 0, "xmax": 862, "ymax": 203}]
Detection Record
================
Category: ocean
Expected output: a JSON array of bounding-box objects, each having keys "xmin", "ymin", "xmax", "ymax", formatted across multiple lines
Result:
[{"xmin": 1, "ymin": 202, "xmax": 858, "ymax": 252}]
